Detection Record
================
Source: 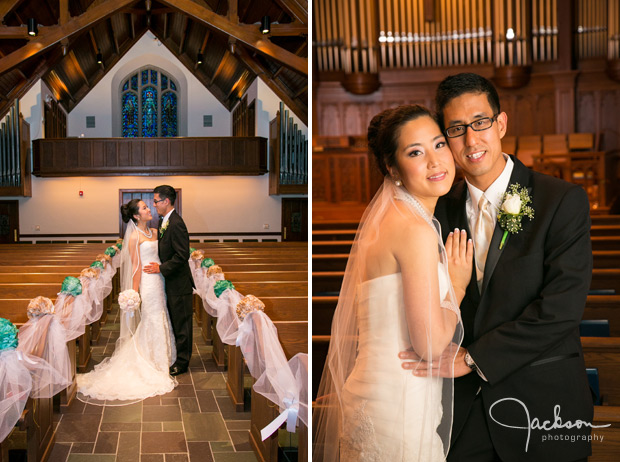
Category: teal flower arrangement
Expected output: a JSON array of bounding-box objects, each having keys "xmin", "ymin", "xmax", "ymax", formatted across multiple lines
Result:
[
  {"xmin": 214, "ymin": 280, "xmax": 235, "ymax": 298},
  {"xmin": 116, "ymin": 243, "xmax": 123, "ymax": 251},
  {"xmin": 104, "ymin": 246, "xmax": 117, "ymax": 257},
  {"xmin": 201, "ymin": 258, "xmax": 215, "ymax": 268},
  {"xmin": 60, "ymin": 276, "xmax": 83, "ymax": 296},
  {"xmin": 0, "ymin": 317, "xmax": 18, "ymax": 350},
  {"xmin": 90, "ymin": 261, "xmax": 104, "ymax": 269}
]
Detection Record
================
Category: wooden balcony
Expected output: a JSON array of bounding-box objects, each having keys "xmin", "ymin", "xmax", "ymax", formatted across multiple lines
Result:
[{"xmin": 32, "ymin": 137, "xmax": 268, "ymax": 177}]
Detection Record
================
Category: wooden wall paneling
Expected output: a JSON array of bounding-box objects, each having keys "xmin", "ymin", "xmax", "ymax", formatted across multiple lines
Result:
[
  {"xmin": 32, "ymin": 138, "xmax": 268, "ymax": 176},
  {"xmin": 311, "ymin": 155, "xmax": 331, "ymax": 203}
]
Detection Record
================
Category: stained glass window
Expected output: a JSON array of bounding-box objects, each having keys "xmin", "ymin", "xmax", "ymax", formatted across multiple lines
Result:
[
  {"xmin": 122, "ymin": 93, "xmax": 138, "ymax": 137},
  {"xmin": 161, "ymin": 92, "xmax": 177, "ymax": 137},
  {"xmin": 121, "ymin": 67, "xmax": 179, "ymax": 138},
  {"xmin": 142, "ymin": 87, "xmax": 158, "ymax": 137}
]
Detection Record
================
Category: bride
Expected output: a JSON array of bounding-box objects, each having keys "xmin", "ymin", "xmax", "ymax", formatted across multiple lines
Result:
[
  {"xmin": 313, "ymin": 105, "xmax": 472, "ymax": 461},
  {"xmin": 77, "ymin": 199, "xmax": 177, "ymax": 401}
]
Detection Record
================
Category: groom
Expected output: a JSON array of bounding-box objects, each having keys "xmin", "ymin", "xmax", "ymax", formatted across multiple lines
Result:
[
  {"xmin": 402, "ymin": 73, "xmax": 594, "ymax": 461},
  {"xmin": 144, "ymin": 185, "xmax": 194, "ymax": 376}
]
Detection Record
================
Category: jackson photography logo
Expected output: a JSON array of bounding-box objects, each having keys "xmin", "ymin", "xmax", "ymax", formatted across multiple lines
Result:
[{"xmin": 489, "ymin": 397, "xmax": 611, "ymax": 452}]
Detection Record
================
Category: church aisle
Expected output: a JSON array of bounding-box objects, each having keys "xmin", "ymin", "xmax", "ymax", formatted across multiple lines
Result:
[{"xmin": 48, "ymin": 303, "xmax": 258, "ymax": 462}]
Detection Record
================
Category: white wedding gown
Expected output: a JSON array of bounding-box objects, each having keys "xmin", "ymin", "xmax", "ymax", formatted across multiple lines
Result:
[
  {"xmin": 77, "ymin": 240, "xmax": 177, "ymax": 401},
  {"xmin": 340, "ymin": 265, "xmax": 449, "ymax": 461}
]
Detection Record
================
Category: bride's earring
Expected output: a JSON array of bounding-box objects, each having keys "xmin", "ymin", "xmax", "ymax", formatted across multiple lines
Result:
[{"xmin": 394, "ymin": 178, "xmax": 402, "ymax": 187}]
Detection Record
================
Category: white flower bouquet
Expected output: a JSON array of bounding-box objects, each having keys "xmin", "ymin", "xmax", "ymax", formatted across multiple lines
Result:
[{"xmin": 118, "ymin": 289, "xmax": 141, "ymax": 312}]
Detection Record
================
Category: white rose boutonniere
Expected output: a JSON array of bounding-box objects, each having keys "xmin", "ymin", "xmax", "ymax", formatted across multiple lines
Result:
[
  {"xmin": 497, "ymin": 183, "xmax": 534, "ymax": 249},
  {"xmin": 159, "ymin": 221, "xmax": 169, "ymax": 239}
]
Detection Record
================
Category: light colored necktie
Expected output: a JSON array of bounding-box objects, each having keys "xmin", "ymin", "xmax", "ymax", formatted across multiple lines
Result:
[{"xmin": 474, "ymin": 195, "xmax": 495, "ymax": 289}]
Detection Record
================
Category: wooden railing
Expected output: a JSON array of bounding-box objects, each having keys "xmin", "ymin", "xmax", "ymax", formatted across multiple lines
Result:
[
  {"xmin": 269, "ymin": 102, "xmax": 308, "ymax": 195},
  {"xmin": 32, "ymin": 137, "xmax": 268, "ymax": 177},
  {"xmin": 0, "ymin": 99, "xmax": 31, "ymax": 197}
]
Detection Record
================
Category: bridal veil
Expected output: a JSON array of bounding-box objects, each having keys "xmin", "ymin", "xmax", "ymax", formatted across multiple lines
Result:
[{"xmin": 313, "ymin": 177, "xmax": 464, "ymax": 461}]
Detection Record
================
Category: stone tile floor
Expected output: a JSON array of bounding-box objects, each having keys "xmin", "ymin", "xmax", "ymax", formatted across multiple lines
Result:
[{"xmin": 48, "ymin": 304, "xmax": 258, "ymax": 462}]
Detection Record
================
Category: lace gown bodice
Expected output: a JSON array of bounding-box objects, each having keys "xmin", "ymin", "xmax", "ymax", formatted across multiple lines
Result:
[
  {"xmin": 77, "ymin": 240, "xmax": 177, "ymax": 401},
  {"xmin": 340, "ymin": 266, "xmax": 450, "ymax": 461}
]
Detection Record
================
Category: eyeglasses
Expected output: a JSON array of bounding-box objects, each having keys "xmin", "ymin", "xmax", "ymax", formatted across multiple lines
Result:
[
  {"xmin": 445, "ymin": 114, "xmax": 499, "ymax": 138},
  {"xmin": 153, "ymin": 199, "xmax": 165, "ymax": 204}
]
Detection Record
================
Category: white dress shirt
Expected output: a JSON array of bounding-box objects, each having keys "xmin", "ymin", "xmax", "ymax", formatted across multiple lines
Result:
[
  {"xmin": 161, "ymin": 208, "xmax": 175, "ymax": 229},
  {"xmin": 463, "ymin": 154, "xmax": 514, "ymax": 383}
]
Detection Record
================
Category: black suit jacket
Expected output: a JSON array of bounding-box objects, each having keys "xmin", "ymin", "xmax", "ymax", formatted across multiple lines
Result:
[
  {"xmin": 158, "ymin": 210, "xmax": 193, "ymax": 296},
  {"xmin": 435, "ymin": 156, "xmax": 594, "ymax": 461}
]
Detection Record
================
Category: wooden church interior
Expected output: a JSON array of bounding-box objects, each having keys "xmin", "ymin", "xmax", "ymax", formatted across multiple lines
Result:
[
  {"xmin": 312, "ymin": 0, "xmax": 620, "ymax": 461},
  {"xmin": 0, "ymin": 1, "xmax": 308, "ymax": 462}
]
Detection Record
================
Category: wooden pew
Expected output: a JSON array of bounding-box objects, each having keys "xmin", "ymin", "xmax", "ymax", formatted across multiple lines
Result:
[
  {"xmin": 0, "ymin": 391, "xmax": 55, "ymax": 462},
  {"xmin": 249, "ymin": 326, "xmax": 308, "ymax": 462},
  {"xmin": 226, "ymin": 296, "xmax": 308, "ymax": 412},
  {"xmin": 205, "ymin": 281, "xmax": 307, "ymax": 370},
  {"xmin": 583, "ymin": 337, "xmax": 620, "ymax": 406},
  {"xmin": 591, "ymin": 406, "xmax": 620, "ymax": 461},
  {"xmin": 313, "ymin": 269, "xmax": 620, "ymax": 295},
  {"xmin": 0, "ymin": 298, "xmax": 81, "ymax": 406}
]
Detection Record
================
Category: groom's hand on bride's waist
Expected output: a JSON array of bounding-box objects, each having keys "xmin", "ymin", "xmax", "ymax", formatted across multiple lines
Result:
[
  {"xmin": 143, "ymin": 262, "xmax": 161, "ymax": 274},
  {"xmin": 399, "ymin": 343, "xmax": 471, "ymax": 378}
]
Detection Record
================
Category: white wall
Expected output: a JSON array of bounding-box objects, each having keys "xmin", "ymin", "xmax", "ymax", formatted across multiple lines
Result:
[
  {"xmin": 19, "ymin": 175, "xmax": 280, "ymax": 235},
  {"xmin": 7, "ymin": 31, "xmax": 307, "ymax": 237},
  {"xmin": 68, "ymin": 31, "xmax": 231, "ymax": 138}
]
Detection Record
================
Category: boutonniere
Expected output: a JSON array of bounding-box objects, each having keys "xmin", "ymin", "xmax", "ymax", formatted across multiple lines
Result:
[
  {"xmin": 159, "ymin": 221, "xmax": 169, "ymax": 238},
  {"xmin": 497, "ymin": 183, "xmax": 534, "ymax": 249}
]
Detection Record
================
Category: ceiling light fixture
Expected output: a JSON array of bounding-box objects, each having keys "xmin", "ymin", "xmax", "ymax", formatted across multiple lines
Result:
[
  {"xmin": 260, "ymin": 16, "xmax": 270, "ymax": 35},
  {"xmin": 197, "ymin": 53, "xmax": 204, "ymax": 65},
  {"xmin": 27, "ymin": 18, "xmax": 38, "ymax": 36},
  {"xmin": 96, "ymin": 52, "xmax": 103, "ymax": 64}
]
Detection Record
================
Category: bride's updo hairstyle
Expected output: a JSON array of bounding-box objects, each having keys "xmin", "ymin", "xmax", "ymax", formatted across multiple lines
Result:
[
  {"xmin": 368, "ymin": 104, "xmax": 436, "ymax": 176},
  {"xmin": 120, "ymin": 199, "xmax": 141, "ymax": 224}
]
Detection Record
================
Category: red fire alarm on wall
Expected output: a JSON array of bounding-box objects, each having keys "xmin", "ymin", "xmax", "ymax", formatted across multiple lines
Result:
[{"xmin": 79, "ymin": 190, "xmax": 84, "ymax": 197}]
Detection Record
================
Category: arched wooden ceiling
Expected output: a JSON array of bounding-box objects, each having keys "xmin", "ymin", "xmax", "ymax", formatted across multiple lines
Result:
[{"xmin": 0, "ymin": 0, "xmax": 308, "ymax": 124}]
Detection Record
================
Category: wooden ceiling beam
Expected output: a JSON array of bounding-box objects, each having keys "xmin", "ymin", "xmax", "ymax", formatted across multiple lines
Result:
[
  {"xmin": 163, "ymin": 12, "xmax": 168, "ymax": 38},
  {"xmin": 273, "ymin": 41, "xmax": 306, "ymax": 79},
  {"xmin": 228, "ymin": 0, "xmax": 237, "ymax": 23},
  {"xmin": 109, "ymin": 18, "xmax": 120, "ymax": 54},
  {"xmin": 210, "ymin": 50, "xmax": 229, "ymax": 85},
  {"xmin": 69, "ymin": 50, "xmax": 90, "ymax": 87},
  {"xmin": 178, "ymin": 15, "xmax": 188, "ymax": 54},
  {"xmin": 130, "ymin": 13, "xmax": 135, "ymax": 38},
  {"xmin": 227, "ymin": 70, "xmax": 248, "ymax": 99},
  {"xmin": 235, "ymin": 45, "xmax": 307, "ymax": 125},
  {"xmin": 0, "ymin": 25, "xmax": 36, "ymax": 39},
  {"xmin": 273, "ymin": 0, "xmax": 307, "ymax": 25},
  {"xmin": 89, "ymin": 29, "xmax": 99, "ymax": 55},
  {"xmin": 153, "ymin": 30, "xmax": 232, "ymax": 109},
  {"xmin": 0, "ymin": 0, "xmax": 138, "ymax": 76},
  {"xmin": 59, "ymin": 0, "xmax": 70, "ymax": 25},
  {"xmin": 194, "ymin": 29, "xmax": 211, "ymax": 70},
  {"xmin": 159, "ymin": 0, "xmax": 307, "ymax": 75},
  {"xmin": 269, "ymin": 21, "xmax": 306, "ymax": 37},
  {"xmin": 0, "ymin": 0, "xmax": 25, "ymax": 23},
  {"xmin": 293, "ymin": 83, "xmax": 307, "ymax": 98}
]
